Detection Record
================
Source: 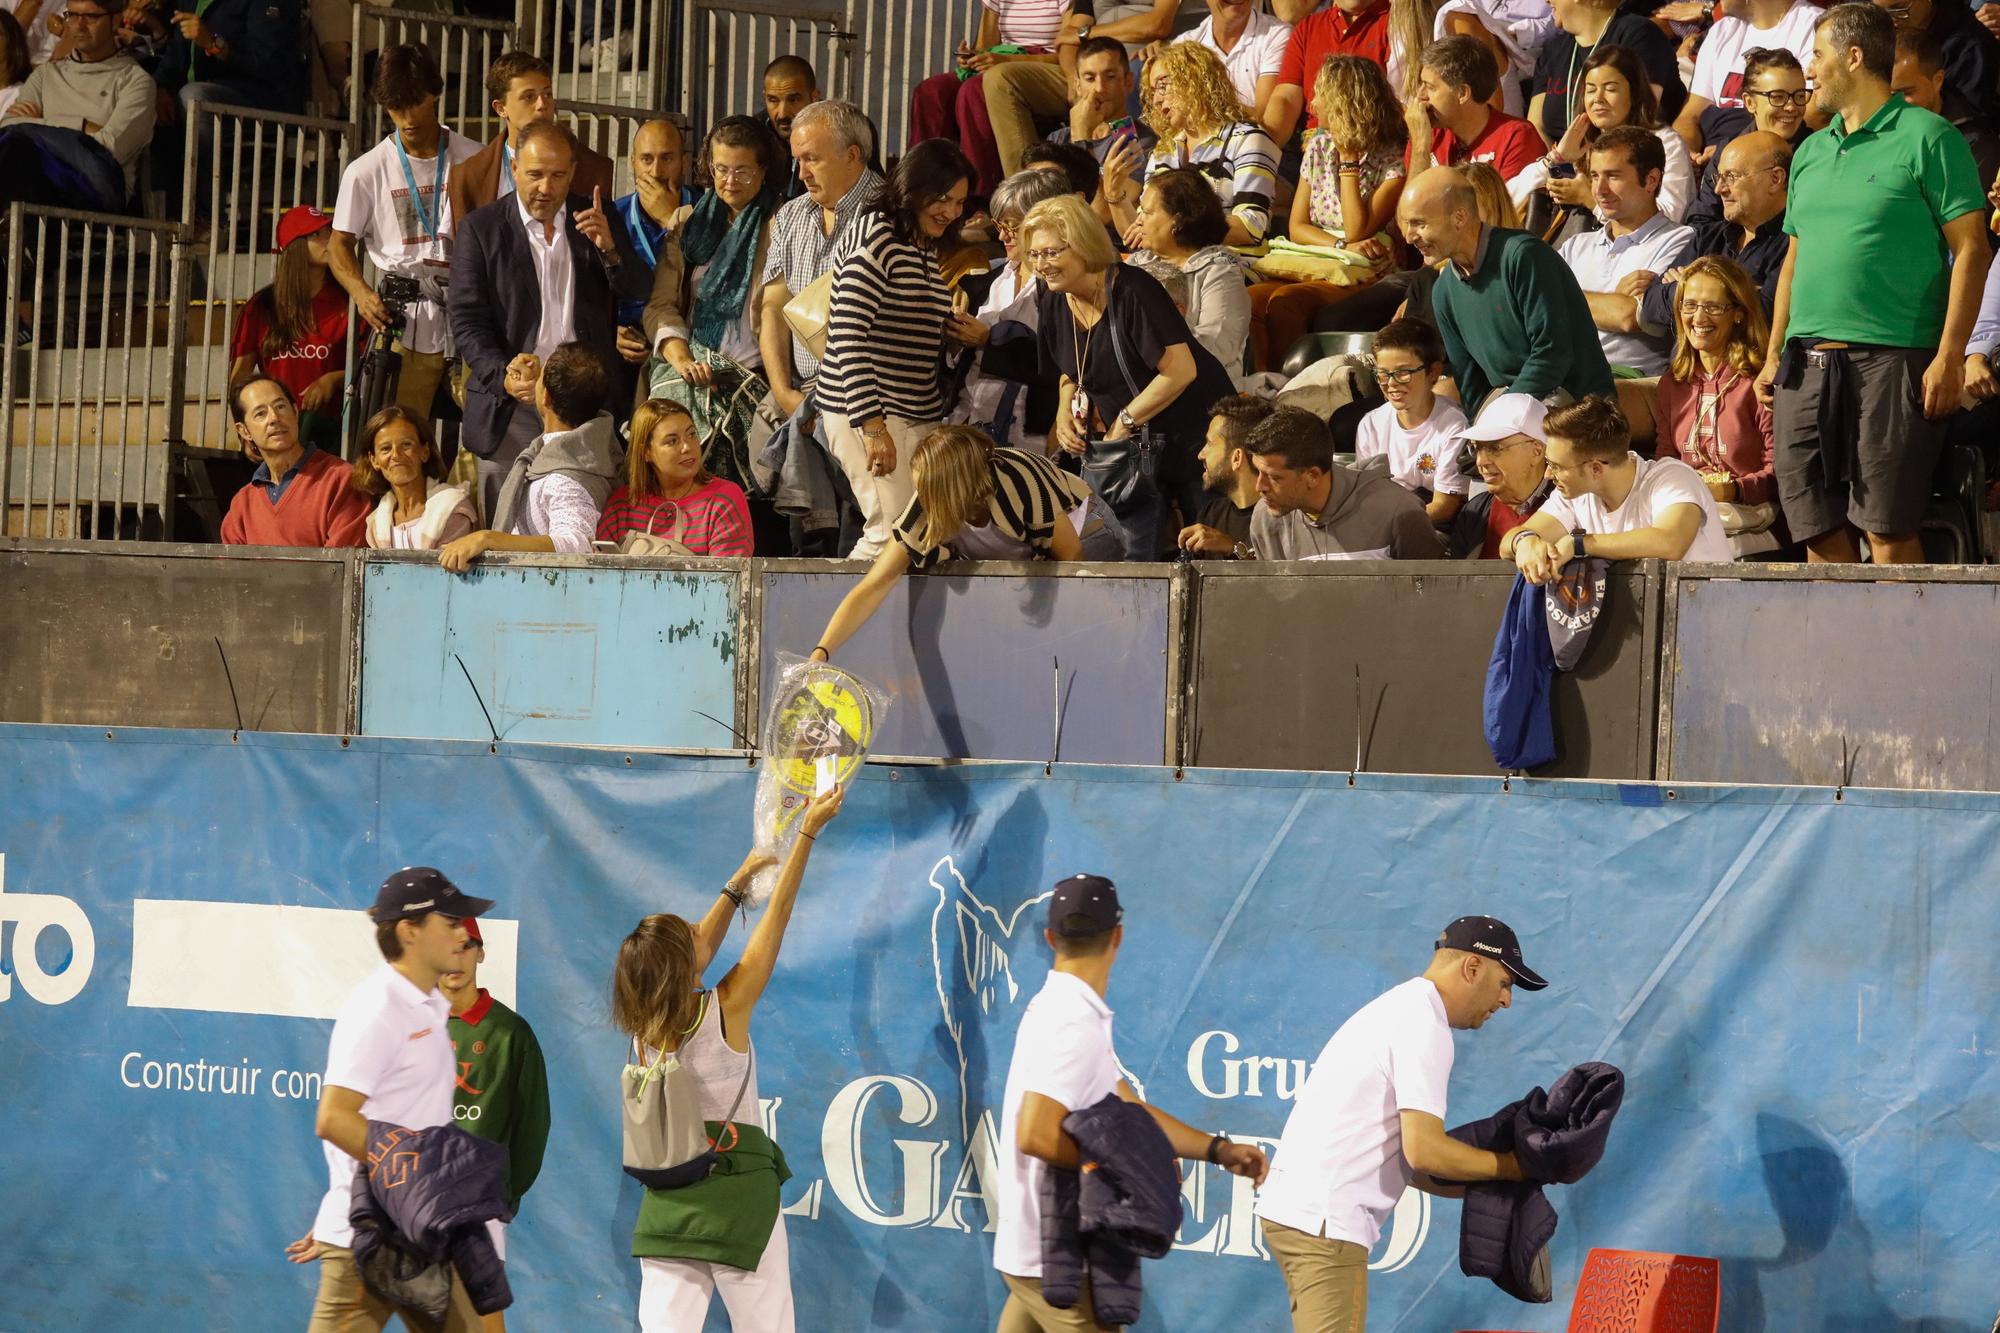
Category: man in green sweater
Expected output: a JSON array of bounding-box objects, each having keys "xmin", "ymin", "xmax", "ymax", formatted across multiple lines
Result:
[
  {"xmin": 441, "ymin": 918, "xmax": 551, "ymax": 1333},
  {"xmin": 1399, "ymin": 166, "xmax": 1615, "ymax": 414}
]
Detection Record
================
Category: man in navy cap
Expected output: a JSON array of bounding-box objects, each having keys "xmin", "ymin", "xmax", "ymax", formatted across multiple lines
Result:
[
  {"xmin": 992, "ymin": 873, "xmax": 1270, "ymax": 1331},
  {"xmin": 285, "ymin": 867, "xmax": 495, "ymax": 1331},
  {"xmin": 1255, "ymin": 916, "xmax": 1547, "ymax": 1332}
]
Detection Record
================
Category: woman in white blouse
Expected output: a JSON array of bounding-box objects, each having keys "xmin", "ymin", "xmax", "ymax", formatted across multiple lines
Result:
[{"xmin": 351, "ymin": 406, "xmax": 477, "ymax": 550}]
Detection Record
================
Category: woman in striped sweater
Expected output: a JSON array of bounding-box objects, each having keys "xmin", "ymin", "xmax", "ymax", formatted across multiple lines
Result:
[{"xmin": 815, "ymin": 137, "xmax": 978, "ymax": 561}]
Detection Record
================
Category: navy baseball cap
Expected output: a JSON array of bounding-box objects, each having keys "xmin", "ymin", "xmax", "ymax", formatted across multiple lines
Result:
[
  {"xmin": 1436, "ymin": 915, "xmax": 1546, "ymax": 990},
  {"xmin": 370, "ymin": 867, "xmax": 494, "ymax": 924},
  {"xmin": 1048, "ymin": 873, "xmax": 1123, "ymax": 938}
]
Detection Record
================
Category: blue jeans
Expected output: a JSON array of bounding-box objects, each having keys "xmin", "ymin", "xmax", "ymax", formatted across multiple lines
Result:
[{"xmin": 0, "ymin": 125, "xmax": 127, "ymax": 212}]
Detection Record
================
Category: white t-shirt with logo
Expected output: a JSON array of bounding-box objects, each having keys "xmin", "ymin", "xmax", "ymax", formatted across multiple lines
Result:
[
  {"xmin": 1539, "ymin": 453, "xmax": 1734, "ymax": 563},
  {"xmin": 993, "ymin": 970, "xmax": 1124, "ymax": 1279},
  {"xmin": 1256, "ymin": 977, "xmax": 1454, "ymax": 1248},
  {"xmin": 1688, "ymin": 0, "xmax": 1820, "ymax": 109},
  {"xmin": 312, "ymin": 963, "xmax": 457, "ymax": 1247},
  {"xmin": 1355, "ymin": 396, "xmax": 1471, "ymax": 497},
  {"xmin": 332, "ymin": 129, "xmax": 483, "ymax": 355}
]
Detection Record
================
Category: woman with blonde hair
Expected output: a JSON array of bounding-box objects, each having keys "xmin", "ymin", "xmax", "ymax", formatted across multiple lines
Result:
[
  {"xmin": 1652, "ymin": 254, "xmax": 1785, "ymax": 553},
  {"xmin": 349, "ymin": 406, "xmax": 476, "ymax": 550},
  {"xmin": 806, "ymin": 424, "xmax": 1121, "ymax": 662},
  {"xmin": 1024, "ymin": 192, "xmax": 1238, "ymax": 559},
  {"xmin": 616, "ymin": 787, "xmax": 843, "ymax": 1332},
  {"xmin": 1247, "ymin": 54, "xmax": 1409, "ymax": 369},
  {"xmin": 596, "ymin": 397, "xmax": 754, "ymax": 556},
  {"xmin": 1108, "ymin": 40, "xmax": 1279, "ymax": 248}
]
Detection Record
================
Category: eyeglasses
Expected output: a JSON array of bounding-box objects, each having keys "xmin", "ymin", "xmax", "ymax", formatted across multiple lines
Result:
[
  {"xmin": 1025, "ymin": 244, "xmax": 1071, "ymax": 266},
  {"xmin": 1453, "ymin": 437, "xmax": 1531, "ymax": 473},
  {"xmin": 58, "ymin": 7, "xmax": 113, "ymax": 20},
  {"xmin": 1680, "ymin": 300, "xmax": 1737, "ymax": 318},
  {"xmin": 1371, "ymin": 365, "xmax": 1426, "ymax": 385},
  {"xmin": 711, "ymin": 165, "xmax": 761, "ymax": 183},
  {"xmin": 995, "ymin": 220, "xmax": 1020, "ymax": 241},
  {"xmin": 1714, "ymin": 168, "xmax": 1775, "ymax": 189},
  {"xmin": 1747, "ymin": 88, "xmax": 1811, "ymax": 107}
]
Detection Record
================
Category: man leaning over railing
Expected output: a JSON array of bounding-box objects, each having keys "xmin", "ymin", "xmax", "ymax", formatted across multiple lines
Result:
[{"xmin": 0, "ymin": 0, "xmax": 153, "ymax": 214}]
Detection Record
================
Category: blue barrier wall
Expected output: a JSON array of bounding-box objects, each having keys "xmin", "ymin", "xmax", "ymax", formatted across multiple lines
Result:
[
  {"xmin": 1, "ymin": 726, "xmax": 1994, "ymax": 1332},
  {"xmin": 358, "ymin": 558, "xmax": 742, "ymax": 748}
]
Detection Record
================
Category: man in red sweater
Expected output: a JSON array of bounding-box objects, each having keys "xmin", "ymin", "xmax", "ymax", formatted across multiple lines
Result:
[{"xmin": 220, "ymin": 376, "xmax": 371, "ymax": 547}]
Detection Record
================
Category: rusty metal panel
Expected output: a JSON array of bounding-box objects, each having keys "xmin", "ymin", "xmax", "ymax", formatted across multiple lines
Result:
[
  {"xmin": 755, "ymin": 560, "xmax": 1173, "ymax": 764},
  {"xmin": 1664, "ymin": 571, "xmax": 2000, "ymax": 790},
  {"xmin": 1187, "ymin": 562, "xmax": 1659, "ymax": 778},
  {"xmin": 357, "ymin": 555, "xmax": 742, "ymax": 749},
  {"xmin": 0, "ymin": 542, "xmax": 352, "ymax": 732}
]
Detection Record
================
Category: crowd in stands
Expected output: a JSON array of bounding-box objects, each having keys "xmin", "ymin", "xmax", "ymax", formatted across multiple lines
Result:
[{"xmin": 6, "ymin": 0, "xmax": 1996, "ymax": 571}]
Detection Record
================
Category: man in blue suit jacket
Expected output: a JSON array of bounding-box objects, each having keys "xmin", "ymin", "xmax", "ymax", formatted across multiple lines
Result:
[{"xmin": 448, "ymin": 121, "xmax": 655, "ymax": 516}]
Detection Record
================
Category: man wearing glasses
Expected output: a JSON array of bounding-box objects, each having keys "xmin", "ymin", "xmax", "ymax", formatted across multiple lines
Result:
[
  {"xmin": 1635, "ymin": 130, "xmax": 1792, "ymax": 335},
  {"xmin": 1443, "ymin": 392, "xmax": 1555, "ymax": 559},
  {"xmin": 0, "ymin": 0, "xmax": 154, "ymax": 212}
]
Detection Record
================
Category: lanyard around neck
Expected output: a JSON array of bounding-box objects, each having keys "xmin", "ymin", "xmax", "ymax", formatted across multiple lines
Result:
[
  {"xmin": 621, "ymin": 193, "xmax": 659, "ymax": 268},
  {"xmin": 395, "ymin": 128, "xmax": 448, "ymax": 244}
]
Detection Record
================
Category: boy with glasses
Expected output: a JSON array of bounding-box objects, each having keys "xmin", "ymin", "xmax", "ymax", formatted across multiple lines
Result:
[
  {"xmin": 1354, "ymin": 317, "xmax": 1471, "ymax": 526},
  {"xmin": 0, "ymin": 0, "xmax": 153, "ymax": 211}
]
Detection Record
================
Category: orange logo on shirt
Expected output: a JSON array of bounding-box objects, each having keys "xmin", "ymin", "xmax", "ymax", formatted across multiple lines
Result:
[
  {"xmin": 455, "ymin": 1060, "xmax": 484, "ymax": 1097},
  {"xmin": 408, "ymin": 1027, "xmax": 433, "ymax": 1042}
]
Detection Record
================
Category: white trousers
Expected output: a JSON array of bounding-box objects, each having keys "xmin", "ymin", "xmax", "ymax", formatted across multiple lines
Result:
[
  {"xmin": 821, "ymin": 411, "xmax": 928, "ymax": 562},
  {"xmin": 636, "ymin": 1212, "xmax": 794, "ymax": 1332}
]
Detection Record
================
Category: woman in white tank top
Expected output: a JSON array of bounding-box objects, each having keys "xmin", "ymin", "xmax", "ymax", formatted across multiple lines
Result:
[{"xmin": 611, "ymin": 786, "xmax": 845, "ymax": 1332}]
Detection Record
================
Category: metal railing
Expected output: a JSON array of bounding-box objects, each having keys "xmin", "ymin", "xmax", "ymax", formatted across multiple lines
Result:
[
  {"xmin": 350, "ymin": 6, "xmax": 520, "ymax": 146},
  {"xmin": 519, "ymin": 0, "xmax": 675, "ymax": 116},
  {"xmin": 2, "ymin": 206, "xmax": 191, "ymax": 540},
  {"xmin": 181, "ymin": 103, "xmax": 360, "ymax": 451},
  {"xmin": 844, "ymin": 0, "xmax": 978, "ymax": 160},
  {"xmin": 682, "ymin": 0, "xmax": 852, "ymax": 141},
  {"xmin": 558, "ymin": 99, "xmax": 682, "ymax": 197}
]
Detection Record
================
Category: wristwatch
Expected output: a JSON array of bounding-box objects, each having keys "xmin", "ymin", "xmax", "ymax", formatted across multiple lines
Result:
[
  {"xmin": 1571, "ymin": 527, "xmax": 1589, "ymax": 560},
  {"xmin": 1117, "ymin": 408, "xmax": 1139, "ymax": 434}
]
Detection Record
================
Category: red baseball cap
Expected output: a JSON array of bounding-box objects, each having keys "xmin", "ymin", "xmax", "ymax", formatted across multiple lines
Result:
[
  {"xmin": 275, "ymin": 205, "xmax": 332, "ymax": 253},
  {"xmin": 462, "ymin": 916, "xmax": 484, "ymax": 948}
]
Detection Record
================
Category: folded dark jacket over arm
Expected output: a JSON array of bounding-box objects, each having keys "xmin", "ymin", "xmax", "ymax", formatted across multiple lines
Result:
[
  {"xmin": 1037, "ymin": 1094, "xmax": 1184, "ymax": 1327},
  {"xmin": 1447, "ymin": 1062, "xmax": 1625, "ymax": 1303},
  {"xmin": 348, "ymin": 1120, "xmax": 517, "ymax": 1320}
]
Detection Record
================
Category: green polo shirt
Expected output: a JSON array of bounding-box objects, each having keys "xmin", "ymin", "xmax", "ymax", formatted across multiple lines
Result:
[{"xmin": 1783, "ymin": 93, "xmax": 1985, "ymax": 348}]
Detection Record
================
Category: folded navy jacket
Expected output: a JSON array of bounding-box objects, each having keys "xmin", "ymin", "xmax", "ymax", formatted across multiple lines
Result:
[
  {"xmin": 348, "ymin": 1119, "xmax": 516, "ymax": 1321},
  {"xmin": 1447, "ymin": 1061, "xmax": 1626, "ymax": 1302},
  {"xmin": 1038, "ymin": 1094, "xmax": 1183, "ymax": 1326}
]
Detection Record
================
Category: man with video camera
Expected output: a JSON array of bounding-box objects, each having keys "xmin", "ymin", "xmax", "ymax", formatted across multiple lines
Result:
[{"xmin": 330, "ymin": 43, "xmax": 481, "ymax": 427}]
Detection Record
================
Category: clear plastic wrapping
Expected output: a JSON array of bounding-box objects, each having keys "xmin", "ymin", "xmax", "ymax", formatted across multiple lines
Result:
[{"xmin": 747, "ymin": 655, "xmax": 891, "ymax": 906}]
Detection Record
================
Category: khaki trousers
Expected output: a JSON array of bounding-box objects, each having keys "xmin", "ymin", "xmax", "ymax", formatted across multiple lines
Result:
[
  {"xmin": 308, "ymin": 1242, "xmax": 482, "ymax": 1333},
  {"xmin": 1260, "ymin": 1217, "xmax": 1368, "ymax": 1333},
  {"xmin": 997, "ymin": 1272, "xmax": 1122, "ymax": 1332},
  {"xmin": 981, "ymin": 62, "xmax": 1074, "ymax": 177},
  {"xmin": 394, "ymin": 346, "xmax": 448, "ymax": 424}
]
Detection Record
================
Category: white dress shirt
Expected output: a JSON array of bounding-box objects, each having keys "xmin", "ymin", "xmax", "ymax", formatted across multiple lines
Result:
[
  {"xmin": 518, "ymin": 195, "xmax": 577, "ymax": 366},
  {"xmin": 1558, "ymin": 210, "xmax": 1696, "ymax": 375}
]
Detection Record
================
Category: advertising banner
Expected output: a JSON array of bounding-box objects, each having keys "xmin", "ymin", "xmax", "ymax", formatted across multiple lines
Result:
[{"xmin": 1, "ymin": 726, "xmax": 1993, "ymax": 1331}]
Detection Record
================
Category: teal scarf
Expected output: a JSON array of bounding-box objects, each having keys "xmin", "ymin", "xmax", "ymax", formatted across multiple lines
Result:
[{"xmin": 680, "ymin": 181, "xmax": 781, "ymax": 352}]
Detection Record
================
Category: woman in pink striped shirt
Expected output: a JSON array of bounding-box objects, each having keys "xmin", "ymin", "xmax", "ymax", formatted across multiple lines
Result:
[{"xmin": 596, "ymin": 399, "xmax": 755, "ymax": 557}]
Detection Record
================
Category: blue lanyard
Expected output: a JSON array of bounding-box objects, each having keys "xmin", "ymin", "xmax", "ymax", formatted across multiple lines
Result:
[
  {"xmin": 394, "ymin": 128, "xmax": 448, "ymax": 244},
  {"xmin": 621, "ymin": 194, "xmax": 659, "ymax": 268}
]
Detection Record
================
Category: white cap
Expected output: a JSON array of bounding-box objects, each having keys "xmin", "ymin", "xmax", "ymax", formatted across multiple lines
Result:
[{"xmin": 1460, "ymin": 393, "xmax": 1548, "ymax": 445}]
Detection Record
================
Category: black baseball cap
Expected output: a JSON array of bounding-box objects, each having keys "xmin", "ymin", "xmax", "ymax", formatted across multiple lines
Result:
[
  {"xmin": 371, "ymin": 867, "xmax": 494, "ymax": 924},
  {"xmin": 1436, "ymin": 916, "xmax": 1546, "ymax": 991},
  {"xmin": 1048, "ymin": 873, "xmax": 1123, "ymax": 938}
]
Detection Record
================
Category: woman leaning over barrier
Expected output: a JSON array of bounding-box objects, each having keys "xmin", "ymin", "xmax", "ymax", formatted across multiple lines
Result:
[
  {"xmin": 614, "ymin": 787, "xmax": 843, "ymax": 1333},
  {"xmin": 1028, "ymin": 192, "xmax": 1237, "ymax": 560},
  {"xmin": 806, "ymin": 424, "xmax": 1121, "ymax": 664},
  {"xmin": 349, "ymin": 405, "xmax": 476, "ymax": 551}
]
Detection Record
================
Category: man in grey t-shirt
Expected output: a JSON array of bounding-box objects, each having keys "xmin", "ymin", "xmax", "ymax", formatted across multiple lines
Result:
[{"xmin": 1246, "ymin": 405, "xmax": 1447, "ymax": 560}]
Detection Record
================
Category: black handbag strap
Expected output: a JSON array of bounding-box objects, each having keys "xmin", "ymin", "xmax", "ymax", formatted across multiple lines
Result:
[{"xmin": 1100, "ymin": 269, "xmax": 1148, "ymax": 402}]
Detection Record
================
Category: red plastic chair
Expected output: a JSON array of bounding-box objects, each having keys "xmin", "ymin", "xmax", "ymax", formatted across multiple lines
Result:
[{"xmin": 1456, "ymin": 1247, "xmax": 1720, "ymax": 1333}]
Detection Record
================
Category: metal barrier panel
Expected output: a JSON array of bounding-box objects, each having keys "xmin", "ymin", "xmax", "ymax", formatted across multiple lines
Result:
[
  {"xmin": 356, "ymin": 553, "xmax": 744, "ymax": 747},
  {"xmin": 2, "ymin": 206, "xmax": 189, "ymax": 540},
  {"xmin": 755, "ymin": 559, "xmax": 1177, "ymax": 764},
  {"xmin": 0, "ymin": 541, "xmax": 354, "ymax": 731},
  {"xmin": 1662, "ymin": 565, "xmax": 2000, "ymax": 790},
  {"xmin": 1187, "ymin": 561, "xmax": 1661, "ymax": 779},
  {"xmin": 181, "ymin": 104, "xmax": 358, "ymax": 450},
  {"xmin": 684, "ymin": 1, "xmax": 852, "ymax": 141},
  {"xmin": 352, "ymin": 7, "xmax": 519, "ymax": 145},
  {"xmin": 845, "ymin": 0, "xmax": 979, "ymax": 157}
]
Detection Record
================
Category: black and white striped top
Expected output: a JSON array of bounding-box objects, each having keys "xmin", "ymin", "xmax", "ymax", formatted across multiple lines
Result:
[
  {"xmin": 892, "ymin": 447, "xmax": 1094, "ymax": 570},
  {"xmin": 815, "ymin": 211, "xmax": 952, "ymax": 426}
]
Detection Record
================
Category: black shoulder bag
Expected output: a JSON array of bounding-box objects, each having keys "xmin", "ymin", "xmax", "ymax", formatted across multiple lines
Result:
[{"xmin": 1082, "ymin": 270, "xmax": 1161, "ymax": 516}]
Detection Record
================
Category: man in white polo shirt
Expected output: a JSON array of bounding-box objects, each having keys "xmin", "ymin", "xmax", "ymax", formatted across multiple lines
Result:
[
  {"xmin": 994, "ymin": 874, "xmax": 1269, "ymax": 1331},
  {"xmin": 1256, "ymin": 916, "xmax": 1546, "ymax": 1332},
  {"xmin": 286, "ymin": 866, "xmax": 495, "ymax": 1332}
]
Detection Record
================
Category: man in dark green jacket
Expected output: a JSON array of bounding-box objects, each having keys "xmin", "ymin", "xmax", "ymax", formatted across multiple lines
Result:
[
  {"xmin": 1399, "ymin": 166, "xmax": 1615, "ymax": 413},
  {"xmin": 442, "ymin": 917, "xmax": 551, "ymax": 1332}
]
